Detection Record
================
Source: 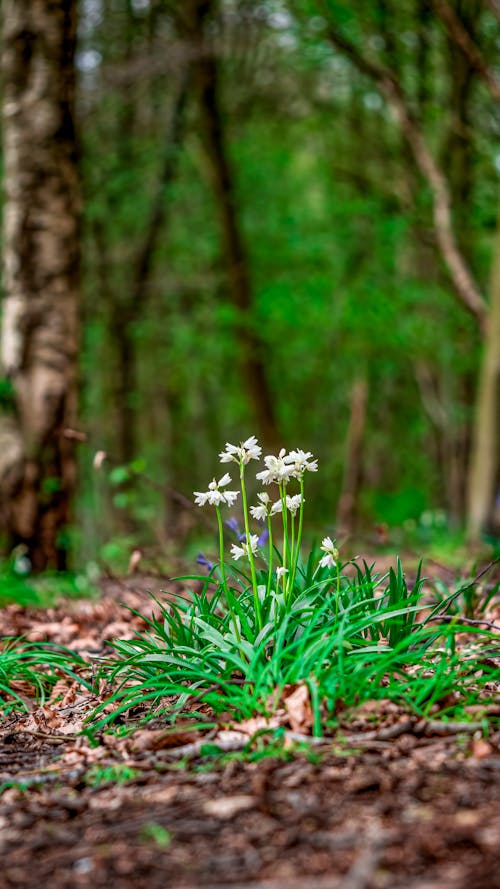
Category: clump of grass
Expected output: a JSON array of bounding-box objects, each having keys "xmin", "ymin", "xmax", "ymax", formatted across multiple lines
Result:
[
  {"xmin": 0, "ymin": 638, "xmax": 91, "ymax": 714},
  {"xmin": 95, "ymin": 437, "xmax": 499, "ymax": 734}
]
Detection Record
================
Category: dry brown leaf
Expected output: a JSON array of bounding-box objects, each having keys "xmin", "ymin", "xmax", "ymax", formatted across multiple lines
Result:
[
  {"xmin": 232, "ymin": 716, "xmax": 282, "ymax": 737},
  {"xmin": 202, "ymin": 795, "xmax": 255, "ymax": 819},
  {"xmin": 127, "ymin": 728, "xmax": 199, "ymax": 753},
  {"xmin": 283, "ymin": 683, "xmax": 314, "ymax": 733},
  {"xmin": 471, "ymin": 738, "xmax": 495, "ymax": 759}
]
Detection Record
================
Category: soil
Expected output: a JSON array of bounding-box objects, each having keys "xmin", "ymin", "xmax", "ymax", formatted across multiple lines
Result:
[{"xmin": 1, "ymin": 572, "xmax": 500, "ymax": 889}]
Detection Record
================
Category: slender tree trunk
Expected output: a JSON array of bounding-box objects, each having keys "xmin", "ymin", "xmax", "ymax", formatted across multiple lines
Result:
[
  {"xmin": 183, "ymin": 0, "xmax": 280, "ymax": 449},
  {"xmin": 323, "ymin": 19, "xmax": 488, "ymax": 329},
  {"xmin": 467, "ymin": 208, "xmax": 500, "ymax": 540},
  {"xmin": 0, "ymin": 0, "xmax": 81, "ymax": 570},
  {"xmin": 336, "ymin": 375, "xmax": 369, "ymax": 536}
]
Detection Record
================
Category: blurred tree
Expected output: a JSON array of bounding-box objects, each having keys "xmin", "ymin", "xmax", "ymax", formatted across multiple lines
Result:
[
  {"xmin": 0, "ymin": 0, "xmax": 80, "ymax": 569},
  {"xmin": 180, "ymin": 0, "xmax": 280, "ymax": 448},
  {"xmin": 73, "ymin": 0, "xmax": 498, "ymax": 555},
  {"xmin": 467, "ymin": 205, "xmax": 500, "ymax": 540}
]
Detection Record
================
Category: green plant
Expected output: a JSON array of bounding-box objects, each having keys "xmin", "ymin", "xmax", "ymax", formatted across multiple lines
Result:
[
  {"xmin": 96, "ymin": 438, "xmax": 499, "ymax": 734},
  {"xmin": 84, "ymin": 763, "xmax": 140, "ymax": 787},
  {"xmin": 139, "ymin": 823, "xmax": 171, "ymax": 848},
  {"xmin": 0, "ymin": 639, "xmax": 91, "ymax": 713}
]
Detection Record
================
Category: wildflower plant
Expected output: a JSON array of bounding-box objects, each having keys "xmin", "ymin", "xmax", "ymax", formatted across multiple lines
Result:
[
  {"xmin": 98, "ymin": 436, "xmax": 500, "ymax": 736},
  {"xmin": 199, "ymin": 438, "xmax": 319, "ymax": 632}
]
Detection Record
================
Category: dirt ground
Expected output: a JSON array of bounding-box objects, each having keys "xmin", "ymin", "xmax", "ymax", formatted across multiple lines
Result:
[{"xmin": 1, "ymin": 575, "xmax": 500, "ymax": 889}]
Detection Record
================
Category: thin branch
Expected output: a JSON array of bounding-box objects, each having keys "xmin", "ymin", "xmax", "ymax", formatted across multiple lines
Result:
[
  {"xmin": 431, "ymin": 0, "xmax": 500, "ymax": 100},
  {"xmin": 323, "ymin": 22, "xmax": 488, "ymax": 330},
  {"xmin": 427, "ymin": 557, "xmax": 500, "ymax": 621},
  {"xmin": 131, "ymin": 67, "xmax": 190, "ymax": 309},
  {"xmin": 485, "ymin": 0, "xmax": 500, "ymax": 22},
  {"xmin": 426, "ymin": 614, "xmax": 500, "ymax": 631}
]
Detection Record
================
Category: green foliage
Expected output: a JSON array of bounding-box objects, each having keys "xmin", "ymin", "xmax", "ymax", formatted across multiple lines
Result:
[
  {"xmin": 0, "ymin": 639, "xmax": 91, "ymax": 714},
  {"xmin": 139, "ymin": 823, "xmax": 172, "ymax": 848},
  {"xmin": 84, "ymin": 763, "xmax": 140, "ymax": 787},
  {"xmin": 0, "ymin": 377, "xmax": 15, "ymax": 413},
  {"xmin": 94, "ymin": 557, "xmax": 496, "ymax": 732},
  {"xmin": 75, "ymin": 0, "xmax": 499, "ymax": 555},
  {"xmin": 92, "ymin": 442, "xmax": 498, "ymax": 734},
  {"xmin": 0, "ymin": 559, "xmax": 100, "ymax": 608}
]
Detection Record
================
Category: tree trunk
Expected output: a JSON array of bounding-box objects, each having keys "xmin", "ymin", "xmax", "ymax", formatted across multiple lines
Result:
[
  {"xmin": 467, "ymin": 208, "xmax": 500, "ymax": 541},
  {"xmin": 0, "ymin": 0, "xmax": 80, "ymax": 570},
  {"xmin": 183, "ymin": 0, "xmax": 280, "ymax": 449},
  {"xmin": 336, "ymin": 375, "xmax": 369, "ymax": 536}
]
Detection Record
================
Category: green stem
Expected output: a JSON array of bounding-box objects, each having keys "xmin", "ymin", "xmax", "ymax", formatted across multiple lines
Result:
[
  {"xmin": 240, "ymin": 462, "xmax": 262, "ymax": 631},
  {"xmin": 289, "ymin": 476, "xmax": 304, "ymax": 597},
  {"xmin": 266, "ymin": 516, "xmax": 273, "ymax": 602},
  {"xmin": 335, "ymin": 560, "xmax": 341, "ymax": 622},
  {"xmin": 280, "ymin": 483, "xmax": 288, "ymax": 571},
  {"xmin": 216, "ymin": 506, "xmax": 240, "ymax": 643},
  {"xmin": 286, "ymin": 511, "xmax": 295, "ymax": 603}
]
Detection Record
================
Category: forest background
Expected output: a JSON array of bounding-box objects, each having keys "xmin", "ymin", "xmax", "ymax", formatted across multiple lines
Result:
[{"xmin": 0, "ymin": 0, "xmax": 499, "ymax": 577}]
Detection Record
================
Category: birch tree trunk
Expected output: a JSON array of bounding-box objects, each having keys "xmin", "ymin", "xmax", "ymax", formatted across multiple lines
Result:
[
  {"xmin": 467, "ymin": 208, "xmax": 500, "ymax": 541},
  {"xmin": 0, "ymin": 0, "xmax": 80, "ymax": 570}
]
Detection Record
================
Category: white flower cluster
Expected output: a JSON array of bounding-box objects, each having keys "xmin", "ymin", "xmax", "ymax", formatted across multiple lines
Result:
[
  {"xmin": 249, "ymin": 492, "xmax": 282, "ymax": 521},
  {"xmin": 319, "ymin": 536, "xmax": 339, "ymax": 569},
  {"xmin": 256, "ymin": 448, "xmax": 317, "ymax": 485},
  {"xmin": 249, "ymin": 492, "xmax": 304, "ymax": 520},
  {"xmin": 194, "ymin": 438, "xmax": 319, "ymax": 565},
  {"xmin": 219, "ymin": 435, "xmax": 262, "ymax": 465},
  {"xmin": 194, "ymin": 473, "xmax": 239, "ymax": 507},
  {"xmin": 230, "ymin": 534, "xmax": 260, "ymax": 561}
]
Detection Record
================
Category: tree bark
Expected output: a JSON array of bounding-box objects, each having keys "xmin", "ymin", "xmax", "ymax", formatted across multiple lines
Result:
[
  {"xmin": 182, "ymin": 0, "xmax": 280, "ymax": 449},
  {"xmin": 467, "ymin": 208, "xmax": 500, "ymax": 540},
  {"xmin": 323, "ymin": 21, "xmax": 488, "ymax": 330},
  {"xmin": 336, "ymin": 376, "xmax": 369, "ymax": 536},
  {"xmin": 0, "ymin": 0, "xmax": 81, "ymax": 570},
  {"xmin": 431, "ymin": 0, "xmax": 500, "ymax": 100}
]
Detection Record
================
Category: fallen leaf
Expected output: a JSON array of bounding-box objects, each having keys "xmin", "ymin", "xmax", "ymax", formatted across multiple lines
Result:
[
  {"xmin": 202, "ymin": 795, "xmax": 255, "ymax": 819},
  {"xmin": 283, "ymin": 683, "xmax": 313, "ymax": 733},
  {"xmin": 471, "ymin": 738, "xmax": 495, "ymax": 759}
]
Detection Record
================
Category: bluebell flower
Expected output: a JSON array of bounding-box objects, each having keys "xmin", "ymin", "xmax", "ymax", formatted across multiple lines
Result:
[
  {"xmin": 225, "ymin": 516, "xmax": 241, "ymax": 536},
  {"xmin": 196, "ymin": 552, "xmax": 214, "ymax": 572},
  {"xmin": 257, "ymin": 526, "xmax": 269, "ymax": 547}
]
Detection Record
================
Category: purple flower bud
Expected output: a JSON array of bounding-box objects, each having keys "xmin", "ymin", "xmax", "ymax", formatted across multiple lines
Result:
[
  {"xmin": 257, "ymin": 527, "xmax": 269, "ymax": 547},
  {"xmin": 196, "ymin": 552, "xmax": 214, "ymax": 572},
  {"xmin": 225, "ymin": 516, "xmax": 241, "ymax": 536}
]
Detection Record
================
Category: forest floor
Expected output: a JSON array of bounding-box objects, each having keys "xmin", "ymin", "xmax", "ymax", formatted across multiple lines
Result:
[{"xmin": 1, "ymin": 567, "xmax": 500, "ymax": 889}]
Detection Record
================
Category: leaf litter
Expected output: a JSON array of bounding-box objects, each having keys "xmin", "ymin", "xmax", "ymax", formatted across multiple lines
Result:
[{"xmin": 1, "ymin": 571, "xmax": 500, "ymax": 888}]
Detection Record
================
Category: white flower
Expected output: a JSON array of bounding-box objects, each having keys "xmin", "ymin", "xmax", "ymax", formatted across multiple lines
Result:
[
  {"xmin": 286, "ymin": 449, "xmax": 318, "ymax": 478},
  {"xmin": 286, "ymin": 493, "xmax": 303, "ymax": 516},
  {"xmin": 230, "ymin": 534, "xmax": 260, "ymax": 561},
  {"xmin": 250, "ymin": 492, "xmax": 282, "ymax": 520},
  {"xmin": 219, "ymin": 435, "xmax": 262, "ymax": 465},
  {"xmin": 256, "ymin": 448, "xmax": 294, "ymax": 485},
  {"xmin": 319, "ymin": 536, "xmax": 339, "ymax": 569},
  {"xmin": 276, "ymin": 566, "xmax": 288, "ymax": 579},
  {"xmin": 194, "ymin": 474, "xmax": 240, "ymax": 508},
  {"xmin": 250, "ymin": 504, "xmax": 267, "ymax": 521},
  {"xmin": 250, "ymin": 492, "xmax": 270, "ymax": 521}
]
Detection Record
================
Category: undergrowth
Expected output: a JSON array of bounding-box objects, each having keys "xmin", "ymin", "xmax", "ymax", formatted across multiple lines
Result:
[
  {"xmin": 92, "ymin": 438, "xmax": 499, "ymax": 735},
  {"xmin": 0, "ymin": 639, "xmax": 91, "ymax": 714}
]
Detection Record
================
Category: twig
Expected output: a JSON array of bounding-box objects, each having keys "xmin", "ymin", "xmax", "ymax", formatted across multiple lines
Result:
[
  {"xmin": 426, "ymin": 614, "xmax": 500, "ymax": 631},
  {"xmin": 429, "ymin": 557, "xmax": 500, "ymax": 620},
  {"xmin": 414, "ymin": 719, "xmax": 485, "ymax": 735},
  {"xmin": 8, "ymin": 728, "xmax": 81, "ymax": 742},
  {"xmin": 431, "ymin": 0, "xmax": 500, "ymax": 100},
  {"xmin": 339, "ymin": 823, "xmax": 385, "ymax": 889},
  {"xmin": 342, "ymin": 720, "xmax": 415, "ymax": 745}
]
